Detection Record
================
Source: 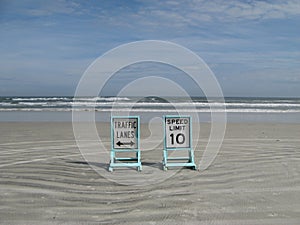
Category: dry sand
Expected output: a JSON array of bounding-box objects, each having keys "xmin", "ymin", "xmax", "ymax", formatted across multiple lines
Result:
[{"xmin": 0, "ymin": 122, "xmax": 299, "ymax": 224}]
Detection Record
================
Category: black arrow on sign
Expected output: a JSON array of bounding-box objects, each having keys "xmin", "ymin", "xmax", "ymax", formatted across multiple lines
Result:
[{"xmin": 116, "ymin": 141, "xmax": 135, "ymax": 147}]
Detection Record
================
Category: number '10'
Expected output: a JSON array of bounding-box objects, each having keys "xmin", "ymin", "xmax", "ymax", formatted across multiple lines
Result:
[{"xmin": 170, "ymin": 133, "xmax": 185, "ymax": 145}]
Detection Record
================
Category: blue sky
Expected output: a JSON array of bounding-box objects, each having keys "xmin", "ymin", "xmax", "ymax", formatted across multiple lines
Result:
[{"xmin": 0, "ymin": 0, "xmax": 299, "ymax": 97}]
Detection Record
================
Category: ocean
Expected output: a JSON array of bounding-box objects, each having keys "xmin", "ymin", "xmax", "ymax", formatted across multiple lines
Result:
[{"xmin": 0, "ymin": 96, "xmax": 300, "ymax": 123}]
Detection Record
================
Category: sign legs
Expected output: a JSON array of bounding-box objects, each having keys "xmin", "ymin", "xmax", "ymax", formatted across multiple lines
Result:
[
  {"xmin": 162, "ymin": 148, "xmax": 197, "ymax": 171},
  {"xmin": 109, "ymin": 149, "xmax": 142, "ymax": 172}
]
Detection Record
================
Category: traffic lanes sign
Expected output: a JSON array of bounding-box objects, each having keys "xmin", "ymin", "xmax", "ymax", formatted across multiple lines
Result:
[{"xmin": 112, "ymin": 117, "xmax": 139, "ymax": 149}]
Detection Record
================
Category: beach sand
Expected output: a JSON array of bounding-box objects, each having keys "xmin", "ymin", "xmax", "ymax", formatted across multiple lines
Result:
[{"xmin": 0, "ymin": 122, "xmax": 299, "ymax": 224}]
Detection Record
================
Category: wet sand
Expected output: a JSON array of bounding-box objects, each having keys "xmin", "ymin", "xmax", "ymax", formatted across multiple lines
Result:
[{"xmin": 0, "ymin": 122, "xmax": 299, "ymax": 224}]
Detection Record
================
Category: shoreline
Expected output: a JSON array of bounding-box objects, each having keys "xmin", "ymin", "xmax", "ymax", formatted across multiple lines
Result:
[{"xmin": 1, "ymin": 111, "xmax": 300, "ymax": 123}]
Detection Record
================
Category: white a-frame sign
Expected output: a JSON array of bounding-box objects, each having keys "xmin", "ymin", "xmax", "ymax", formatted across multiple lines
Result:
[
  {"xmin": 109, "ymin": 116, "xmax": 142, "ymax": 172},
  {"xmin": 163, "ymin": 115, "xmax": 197, "ymax": 170}
]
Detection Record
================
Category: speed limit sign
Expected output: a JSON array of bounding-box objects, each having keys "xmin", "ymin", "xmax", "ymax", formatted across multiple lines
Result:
[
  {"xmin": 163, "ymin": 115, "xmax": 196, "ymax": 170},
  {"xmin": 165, "ymin": 116, "xmax": 190, "ymax": 149}
]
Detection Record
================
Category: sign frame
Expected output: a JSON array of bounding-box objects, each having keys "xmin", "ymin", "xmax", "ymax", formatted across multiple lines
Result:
[
  {"xmin": 163, "ymin": 115, "xmax": 197, "ymax": 171},
  {"xmin": 109, "ymin": 116, "xmax": 142, "ymax": 172}
]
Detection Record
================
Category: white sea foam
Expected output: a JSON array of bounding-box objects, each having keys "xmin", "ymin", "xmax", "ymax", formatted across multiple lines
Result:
[
  {"xmin": 73, "ymin": 97, "xmax": 130, "ymax": 101},
  {"xmin": 12, "ymin": 97, "xmax": 70, "ymax": 101},
  {"xmin": 1, "ymin": 107, "xmax": 300, "ymax": 113},
  {"xmin": 3, "ymin": 101, "xmax": 299, "ymax": 108},
  {"xmin": 1, "ymin": 97, "xmax": 299, "ymax": 113}
]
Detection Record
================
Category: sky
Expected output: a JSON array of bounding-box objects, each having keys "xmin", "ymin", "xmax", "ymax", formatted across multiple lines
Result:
[{"xmin": 0, "ymin": 0, "xmax": 299, "ymax": 97}]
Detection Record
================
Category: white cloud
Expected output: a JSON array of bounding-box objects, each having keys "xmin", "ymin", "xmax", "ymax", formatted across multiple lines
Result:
[
  {"xmin": 204, "ymin": 0, "xmax": 300, "ymax": 20},
  {"xmin": 135, "ymin": 0, "xmax": 300, "ymax": 26},
  {"xmin": 8, "ymin": 0, "xmax": 80, "ymax": 17}
]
